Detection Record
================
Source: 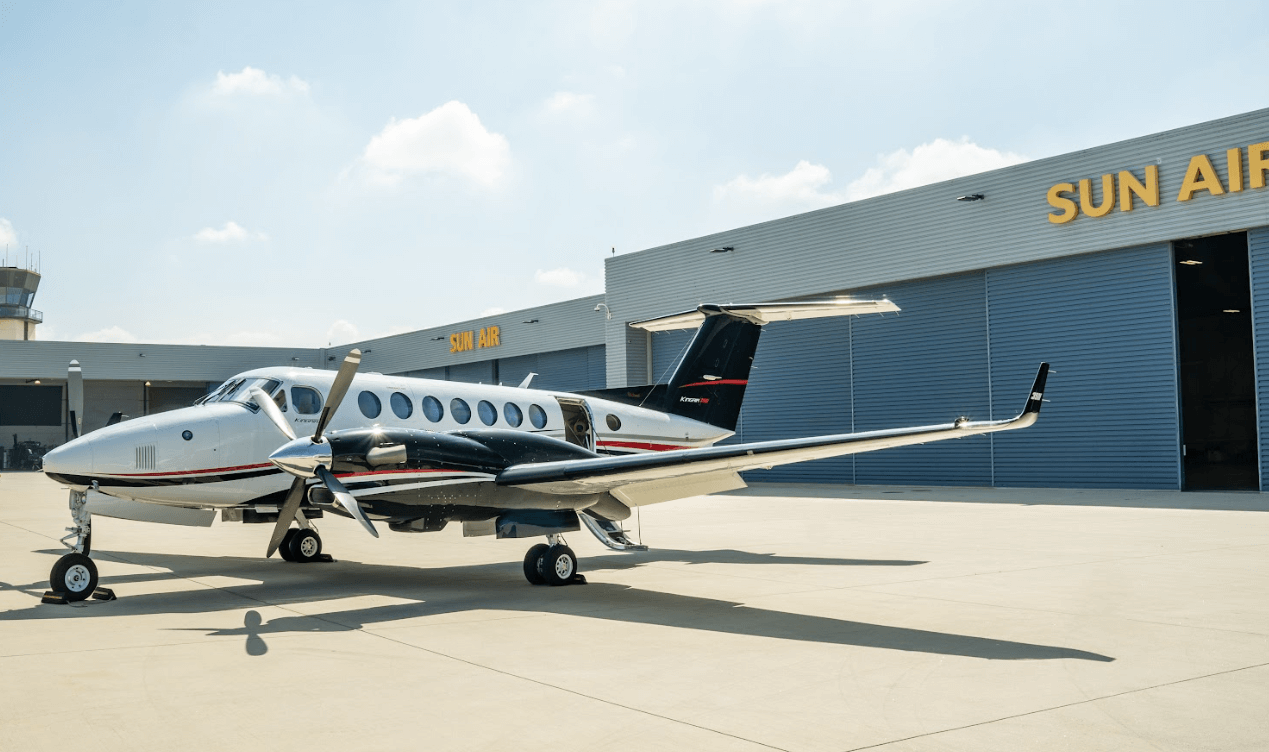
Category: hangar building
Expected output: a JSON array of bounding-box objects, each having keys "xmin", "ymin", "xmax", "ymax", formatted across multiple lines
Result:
[{"xmin": 3, "ymin": 107, "xmax": 1268, "ymax": 492}]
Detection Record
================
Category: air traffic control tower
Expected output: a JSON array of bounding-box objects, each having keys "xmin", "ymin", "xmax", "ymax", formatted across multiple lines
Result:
[{"xmin": 0, "ymin": 263, "xmax": 42, "ymax": 341}]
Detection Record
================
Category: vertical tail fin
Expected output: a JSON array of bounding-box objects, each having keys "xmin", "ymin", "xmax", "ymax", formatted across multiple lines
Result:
[{"xmin": 628, "ymin": 299, "xmax": 899, "ymax": 431}]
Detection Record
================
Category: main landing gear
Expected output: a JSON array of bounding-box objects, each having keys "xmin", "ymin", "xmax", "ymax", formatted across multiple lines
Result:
[
  {"xmin": 47, "ymin": 489, "xmax": 105, "ymax": 602},
  {"xmin": 277, "ymin": 512, "xmax": 332, "ymax": 564},
  {"xmin": 523, "ymin": 535, "xmax": 585, "ymax": 586}
]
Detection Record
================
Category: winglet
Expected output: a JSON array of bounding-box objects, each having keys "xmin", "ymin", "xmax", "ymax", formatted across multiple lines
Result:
[{"xmin": 1022, "ymin": 362, "xmax": 1049, "ymax": 416}]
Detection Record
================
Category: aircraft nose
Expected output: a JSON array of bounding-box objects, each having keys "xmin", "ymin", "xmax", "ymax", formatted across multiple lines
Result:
[{"xmin": 43, "ymin": 438, "xmax": 94, "ymax": 479}]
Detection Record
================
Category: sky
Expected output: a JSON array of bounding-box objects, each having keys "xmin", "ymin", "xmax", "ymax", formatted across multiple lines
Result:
[{"xmin": 2, "ymin": 1, "xmax": 1266, "ymax": 347}]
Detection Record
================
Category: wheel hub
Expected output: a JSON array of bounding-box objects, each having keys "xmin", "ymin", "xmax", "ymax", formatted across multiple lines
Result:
[
  {"xmin": 64, "ymin": 564, "xmax": 92, "ymax": 592},
  {"xmin": 554, "ymin": 556, "xmax": 573, "ymax": 579},
  {"xmin": 298, "ymin": 536, "xmax": 318, "ymax": 557}
]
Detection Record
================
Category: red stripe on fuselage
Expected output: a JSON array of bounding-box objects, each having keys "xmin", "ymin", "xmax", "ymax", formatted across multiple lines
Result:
[
  {"xmin": 109, "ymin": 462, "xmax": 274, "ymax": 478},
  {"xmin": 597, "ymin": 440, "xmax": 690, "ymax": 452}
]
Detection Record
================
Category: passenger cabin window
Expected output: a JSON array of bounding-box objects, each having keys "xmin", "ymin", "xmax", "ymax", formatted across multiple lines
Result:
[
  {"xmin": 292, "ymin": 386, "xmax": 323, "ymax": 415},
  {"xmin": 390, "ymin": 392, "xmax": 413, "ymax": 419},
  {"xmin": 477, "ymin": 400, "xmax": 497, "ymax": 426},
  {"xmin": 504, "ymin": 402, "xmax": 523, "ymax": 427},
  {"xmin": 528, "ymin": 404, "xmax": 548, "ymax": 429},
  {"xmin": 358, "ymin": 391, "xmax": 382, "ymax": 419},
  {"xmin": 422, "ymin": 396, "xmax": 443, "ymax": 422},
  {"xmin": 451, "ymin": 398, "xmax": 471, "ymax": 424},
  {"xmin": 606, "ymin": 414, "xmax": 622, "ymax": 431}
]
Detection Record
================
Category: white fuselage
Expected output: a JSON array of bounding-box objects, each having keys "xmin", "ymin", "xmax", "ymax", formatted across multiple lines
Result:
[{"xmin": 42, "ymin": 367, "xmax": 732, "ymax": 509}]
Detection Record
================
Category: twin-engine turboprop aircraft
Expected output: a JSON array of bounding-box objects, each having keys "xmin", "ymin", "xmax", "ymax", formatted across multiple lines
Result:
[{"xmin": 41, "ymin": 299, "xmax": 1049, "ymax": 600}]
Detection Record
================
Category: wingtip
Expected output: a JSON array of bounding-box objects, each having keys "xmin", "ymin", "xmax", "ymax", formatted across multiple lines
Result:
[{"xmin": 1023, "ymin": 362, "xmax": 1050, "ymax": 415}]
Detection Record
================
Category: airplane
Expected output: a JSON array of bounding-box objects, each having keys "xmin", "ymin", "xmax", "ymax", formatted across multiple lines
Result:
[{"xmin": 39, "ymin": 298, "xmax": 1049, "ymax": 601}]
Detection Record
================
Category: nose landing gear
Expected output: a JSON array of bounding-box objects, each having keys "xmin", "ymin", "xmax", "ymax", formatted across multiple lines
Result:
[
  {"xmin": 46, "ymin": 489, "xmax": 111, "ymax": 603},
  {"xmin": 523, "ymin": 535, "xmax": 585, "ymax": 586}
]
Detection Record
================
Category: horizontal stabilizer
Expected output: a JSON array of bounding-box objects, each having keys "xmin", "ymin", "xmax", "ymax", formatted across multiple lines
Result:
[{"xmin": 629, "ymin": 298, "xmax": 900, "ymax": 332}]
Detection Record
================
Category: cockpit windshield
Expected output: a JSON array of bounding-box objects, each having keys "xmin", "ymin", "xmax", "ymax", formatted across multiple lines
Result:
[{"xmin": 196, "ymin": 377, "xmax": 283, "ymax": 409}]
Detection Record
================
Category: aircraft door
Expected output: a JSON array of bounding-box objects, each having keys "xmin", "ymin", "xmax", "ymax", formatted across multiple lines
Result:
[{"xmin": 555, "ymin": 397, "xmax": 595, "ymax": 451}]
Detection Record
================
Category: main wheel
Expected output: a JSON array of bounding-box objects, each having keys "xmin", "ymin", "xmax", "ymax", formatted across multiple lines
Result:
[
  {"xmin": 278, "ymin": 529, "xmax": 299, "ymax": 562},
  {"xmin": 50, "ymin": 553, "xmax": 98, "ymax": 601},
  {"xmin": 541, "ymin": 544, "xmax": 577, "ymax": 586},
  {"xmin": 287, "ymin": 529, "xmax": 322, "ymax": 563},
  {"xmin": 523, "ymin": 543, "xmax": 549, "ymax": 585}
]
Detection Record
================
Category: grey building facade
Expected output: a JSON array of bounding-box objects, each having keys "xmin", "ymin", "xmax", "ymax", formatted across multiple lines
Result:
[{"xmin": 3, "ymin": 108, "xmax": 1268, "ymax": 491}]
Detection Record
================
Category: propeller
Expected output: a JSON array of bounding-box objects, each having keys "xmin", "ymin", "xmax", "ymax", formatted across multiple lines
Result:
[
  {"xmin": 251, "ymin": 348, "xmax": 378, "ymax": 558},
  {"xmin": 68, "ymin": 360, "xmax": 84, "ymax": 439}
]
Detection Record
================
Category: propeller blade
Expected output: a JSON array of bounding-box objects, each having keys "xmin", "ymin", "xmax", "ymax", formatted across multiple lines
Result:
[
  {"xmin": 266, "ymin": 477, "xmax": 308, "ymax": 558},
  {"xmin": 68, "ymin": 360, "xmax": 84, "ymax": 439},
  {"xmin": 250, "ymin": 387, "xmax": 296, "ymax": 441},
  {"xmin": 315, "ymin": 465, "xmax": 378, "ymax": 538},
  {"xmin": 313, "ymin": 349, "xmax": 361, "ymax": 442}
]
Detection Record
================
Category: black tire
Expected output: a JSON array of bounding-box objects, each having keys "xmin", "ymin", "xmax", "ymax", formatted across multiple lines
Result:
[
  {"xmin": 541, "ymin": 545, "xmax": 577, "ymax": 587},
  {"xmin": 523, "ymin": 543, "xmax": 549, "ymax": 585},
  {"xmin": 50, "ymin": 553, "xmax": 98, "ymax": 601},
  {"xmin": 288, "ymin": 529, "xmax": 322, "ymax": 563},
  {"xmin": 279, "ymin": 529, "xmax": 298, "ymax": 562}
]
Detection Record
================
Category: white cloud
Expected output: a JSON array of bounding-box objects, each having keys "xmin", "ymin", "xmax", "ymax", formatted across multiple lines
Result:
[
  {"xmin": 326, "ymin": 320, "xmax": 359, "ymax": 345},
  {"xmin": 842, "ymin": 138, "xmax": 1027, "ymax": 201},
  {"xmin": 480, "ymin": 307, "xmax": 507, "ymax": 317},
  {"xmin": 534, "ymin": 267, "xmax": 586, "ymax": 287},
  {"xmin": 359, "ymin": 101, "xmax": 510, "ymax": 188},
  {"xmin": 193, "ymin": 221, "xmax": 267, "ymax": 243},
  {"xmin": 212, "ymin": 66, "xmax": 309, "ymax": 97},
  {"xmin": 0, "ymin": 218, "xmax": 15, "ymax": 249},
  {"xmin": 543, "ymin": 91, "xmax": 594, "ymax": 117},
  {"xmin": 76, "ymin": 326, "xmax": 139, "ymax": 343},
  {"xmin": 714, "ymin": 160, "xmax": 837, "ymax": 210},
  {"xmin": 713, "ymin": 138, "xmax": 1027, "ymax": 218}
]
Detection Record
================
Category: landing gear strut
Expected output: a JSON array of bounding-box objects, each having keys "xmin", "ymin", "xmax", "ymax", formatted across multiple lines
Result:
[
  {"xmin": 523, "ymin": 535, "xmax": 584, "ymax": 586},
  {"xmin": 49, "ymin": 489, "xmax": 99, "ymax": 602},
  {"xmin": 278, "ymin": 511, "xmax": 330, "ymax": 564}
]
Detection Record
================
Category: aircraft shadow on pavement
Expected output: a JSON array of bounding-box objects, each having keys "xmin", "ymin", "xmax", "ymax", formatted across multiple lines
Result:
[{"xmin": 2, "ymin": 549, "xmax": 1113, "ymax": 664}]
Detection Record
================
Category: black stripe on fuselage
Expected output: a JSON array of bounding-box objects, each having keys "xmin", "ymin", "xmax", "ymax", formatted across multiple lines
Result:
[{"xmin": 45, "ymin": 467, "xmax": 284, "ymax": 488}]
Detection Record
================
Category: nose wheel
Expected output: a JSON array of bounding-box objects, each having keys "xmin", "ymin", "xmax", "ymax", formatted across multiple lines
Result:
[
  {"xmin": 49, "ymin": 552, "xmax": 98, "ymax": 602},
  {"xmin": 523, "ymin": 538, "xmax": 584, "ymax": 586}
]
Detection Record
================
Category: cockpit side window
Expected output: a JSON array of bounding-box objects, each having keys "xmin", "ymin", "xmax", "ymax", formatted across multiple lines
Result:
[{"xmin": 291, "ymin": 386, "xmax": 323, "ymax": 415}]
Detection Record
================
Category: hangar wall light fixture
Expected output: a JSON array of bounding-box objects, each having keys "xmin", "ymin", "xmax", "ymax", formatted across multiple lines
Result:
[
  {"xmin": 430, "ymin": 336, "xmax": 446, "ymax": 341},
  {"xmin": 710, "ymin": 246, "xmax": 735, "ymax": 253},
  {"xmin": 594, "ymin": 303, "xmax": 612, "ymax": 320},
  {"xmin": 523, "ymin": 319, "xmax": 540, "ymax": 324},
  {"xmin": 956, "ymin": 194, "xmax": 985, "ymax": 202}
]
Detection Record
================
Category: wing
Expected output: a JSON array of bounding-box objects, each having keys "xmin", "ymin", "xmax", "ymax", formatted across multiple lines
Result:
[{"xmin": 497, "ymin": 363, "xmax": 1048, "ymax": 504}]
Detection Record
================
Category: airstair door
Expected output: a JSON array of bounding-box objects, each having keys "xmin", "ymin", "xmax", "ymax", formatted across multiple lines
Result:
[{"xmin": 555, "ymin": 397, "xmax": 595, "ymax": 451}]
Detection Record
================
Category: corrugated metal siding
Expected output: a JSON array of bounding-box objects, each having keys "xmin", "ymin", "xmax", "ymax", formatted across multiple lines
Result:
[
  {"xmin": 741, "ymin": 318, "xmax": 854, "ymax": 483},
  {"xmin": 650, "ymin": 330, "xmax": 695, "ymax": 383},
  {"xmin": 495, "ymin": 346, "xmax": 608, "ymax": 393},
  {"xmin": 0, "ymin": 341, "xmax": 322, "ymax": 381},
  {"xmin": 605, "ymin": 108, "xmax": 1269, "ymax": 384},
  {"xmin": 534, "ymin": 346, "xmax": 605, "ymax": 393},
  {"xmin": 851, "ymin": 273, "xmax": 992, "ymax": 486},
  {"xmin": 987, "ymin": 244, "xmax": 1181, "ymax": 488},
  {"xmin": 447, "ymin": 360, "xmax": 495, "ymax": 384},
  {"xmin": 1248, "ymin": 226, "xmax": 1269, "ymax": 488},
  {"xmin": 343, "ymin": 295, "xmax": 606, "ymax": 375},
  {"xmin": 401, "ymin": 366, "xmax": 448, "ymax": 380}
]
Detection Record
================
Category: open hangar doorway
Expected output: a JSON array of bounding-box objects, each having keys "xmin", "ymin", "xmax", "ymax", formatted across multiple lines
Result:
[{"xmin": 1173, "ymin": 231, "xmax": 1258, "ymax": 490}]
